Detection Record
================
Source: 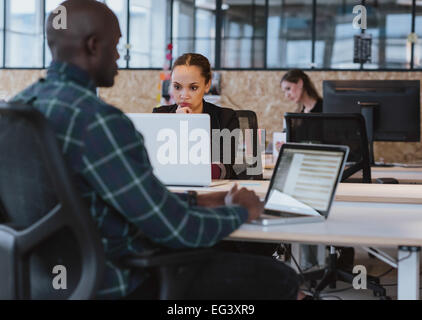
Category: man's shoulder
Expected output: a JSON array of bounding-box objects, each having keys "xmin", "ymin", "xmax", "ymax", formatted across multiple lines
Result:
[
  {"xmin": 10, "ymin": 79, "xmax": 45, "ymax": 104},
  {"xmin": 12, "ymin": 79, "xmax": 124, "ymax": 126}
]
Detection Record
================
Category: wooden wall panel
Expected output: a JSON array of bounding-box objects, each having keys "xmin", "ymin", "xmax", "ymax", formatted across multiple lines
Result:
[{"xmin": 4, "ymin": 69, "xmax": 422, "ymax": 163}]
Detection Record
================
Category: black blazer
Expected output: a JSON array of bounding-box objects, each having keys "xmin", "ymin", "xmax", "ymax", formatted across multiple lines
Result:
[
  {"xmin": 300, "ymin": 98, "xmax": 323, "ymax": 113},
  {"xmin": 153, "ymin": 101, "xmax": 239, "ymax": 132},
  {"xmin": 153, "ymin": 101, "xmax": 240, "ymax": 179}
]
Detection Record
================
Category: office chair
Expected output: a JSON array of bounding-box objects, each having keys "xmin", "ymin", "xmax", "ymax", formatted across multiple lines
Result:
[
  {"xmin": 285, "ymin": 113, "xmax": 372, "ymax": 183},
  {"xmin": 162, "ymin": 79, "xmax": 171, "ymax": 102},
  {"xmin": 0, "ymin": 102, "xmax": 105, "ymax": 299},
  {"xmin": 235, "ymin": 110, "xmax": 263, "ymax": 180},
  {"xmin": 283, "ymin": 112, "xmax": 390, "ymax": 299},
  {"xmin": 123, "ymin": 248, "xmax": 215, "ymax": 299},
  {"xmin": 0, "ymin": 102, "xmax": 217, "ymax": 300}
]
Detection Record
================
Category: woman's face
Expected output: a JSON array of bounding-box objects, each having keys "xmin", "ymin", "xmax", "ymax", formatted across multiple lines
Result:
[
  {"xmin": 171, "ymin": 65, "xmax": 211, "ymax": 112},
  {"xmin": 281, "ymin": 79, "xmax": 303, "ymax": 104}
]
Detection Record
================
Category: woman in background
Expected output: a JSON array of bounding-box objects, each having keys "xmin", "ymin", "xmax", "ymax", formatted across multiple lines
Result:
[
  {"xmin": 280, "ymin": 69, "xmax": 354, "ymax": 271},
  {"xmin": 153, "ymin": 53, "xmax": 239, "ymax": 179},
  {"xmin": 271, "ymin": 69, "xmax": 323, "ymax": 156},
  {"xmin": 281, "ymin": 69, "xmax": 322, "ymax": 113}
]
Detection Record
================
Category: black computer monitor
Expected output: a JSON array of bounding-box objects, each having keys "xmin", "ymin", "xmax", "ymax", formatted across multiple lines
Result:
[{"xmin": 323, "ymin": 80, "xmax": 420, "ymax": 163}]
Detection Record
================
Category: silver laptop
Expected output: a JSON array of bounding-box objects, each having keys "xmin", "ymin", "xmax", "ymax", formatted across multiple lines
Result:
[
  {"xmin": 126, "ymin": 113, "xmax": 211, "ymax": 186},
  {"xmin": 251, "ymin": 143, "xmax": 349, "ymax": 225}
]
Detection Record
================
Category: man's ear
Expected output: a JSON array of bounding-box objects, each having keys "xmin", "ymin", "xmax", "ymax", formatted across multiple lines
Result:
[{"xmin": 85, "ymin": 34, "xmax": 98, "ymax": 57}]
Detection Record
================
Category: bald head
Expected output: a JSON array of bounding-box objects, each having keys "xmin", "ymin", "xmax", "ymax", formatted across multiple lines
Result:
[{"xmin": 47, "ymin": 0, "xmax": 121, "ymax": 87}]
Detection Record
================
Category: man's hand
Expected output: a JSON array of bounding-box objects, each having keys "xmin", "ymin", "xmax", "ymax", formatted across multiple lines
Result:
[
  {"xmin": 176, "ymin": 106, "xmax": 193, "ymax": 113},
  {"xmin": 197, "ymin": 191, "xmax": 228, "ymax": 208},
  {"xmin": 224, "ymin": 184, "xmax": 263, "ymax": 222}
]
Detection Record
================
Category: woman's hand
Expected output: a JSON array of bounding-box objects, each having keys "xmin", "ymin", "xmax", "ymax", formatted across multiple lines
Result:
[{"xmin": 176, "ymin": 106, "xmax": 193, "ymax": 113}]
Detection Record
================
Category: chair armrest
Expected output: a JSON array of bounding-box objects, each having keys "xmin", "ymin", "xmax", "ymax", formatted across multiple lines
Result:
[
  {"xmin": 375, "ymin": 177, "xmax": 399, "ymax": 184},
  {"xmin": 123, "ymin": 249, "xmax": 214, "ymax": 268}
]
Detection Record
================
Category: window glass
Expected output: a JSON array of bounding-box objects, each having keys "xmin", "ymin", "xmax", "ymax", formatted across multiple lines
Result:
[
  {"xmin": 104, "ymin": 0, "xmax": 129, "ymax": 68},
  {"xmin": 45, "ymin": 0, "xmax": 66, "ymax": 66},
  {"xmin": 173, "ymin": 0, "xmax": 195, "ymax": 62},
  {"xmin": 195, "ymin": 3, "xmax": 215, "ymax": 67},
  {"xmin": 364, "ymin": 0, "xmax": 412, "ymax": 69},
  {"xmin": 413, "ymin": 5, "xmax": 421, "ymax": 68},
  {"xmin": 221, "ymin": 0, "xmax": 265, "ymax": 68},
  {"xmin": 0, "ymin": 0, "xmax": 4, "ymax": 67},
  {"xmin": 267, "ymin": 0, "xmax": 313, "ymax": 69},
  {"xmin": 5, "ymin": 0, "xmax": 44, "ymax": 67},
  {"xmin": 0, "ymin": 0, "xmax": 418, "ymax": 70},
  {"xmin": 129, "ymin": 0, "xmax": 168, "ymax": 68},
  {"xmin": 315, "ymin": 0, "xmax": 361, "ymax": 69}
]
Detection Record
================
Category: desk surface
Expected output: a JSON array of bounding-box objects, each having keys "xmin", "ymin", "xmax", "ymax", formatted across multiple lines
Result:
[
  {"xmin": 230, "ymin": 201, "xmax": 422, "ymax": 247},
  {"xmin": 171, "ymin": 181, "xmax": 422, "ymax": 247},
  {"xmin": 352, "ymin": 166, "xmax": 422, "ymax": 184},
  {"xmin": 171, "ymin": 180, "xmax": 422, "ymax": 205},
  {"xmin": 173, "ymin": 177, "xmax": 422, "ymax": 299},
  {"xmin": 264, "ymin": 166, "xmax": 422, "ymax": 183},
  {"xmin": 263, "ymin": 153, "xmax": 422, "ymax": 183}
]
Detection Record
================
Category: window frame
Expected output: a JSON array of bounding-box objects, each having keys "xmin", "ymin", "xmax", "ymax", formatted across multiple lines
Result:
[{"xmin": 0, "ymin": 0, "xmax": 419, "ymax": 71}]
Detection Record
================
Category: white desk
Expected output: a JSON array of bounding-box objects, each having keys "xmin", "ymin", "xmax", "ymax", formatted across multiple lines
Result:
[
  {"xmin": 351, "ymin": 166, "xmax": 422, "ymax": 184},
  {"xmin": 171, "ymin": 181, "xmax": 422, "ymax": 300},
  {"xmin": 172, "ymin": 180, "xmax": 422, "ymax": 204},
  {"xmin": 264, "ymin": 165, "xmax": 422, "ymax": 183},
  {"xmin": 232, "ymin": 201, "xmax": 422, "ymax": 300}
]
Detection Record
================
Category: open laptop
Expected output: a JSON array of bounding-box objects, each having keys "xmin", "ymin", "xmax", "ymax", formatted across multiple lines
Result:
[
  {"xmin": 251, "ymin": 143, "xmax": 349, "ymax": 225},
  {"xmin": 126, "ymin": 113, "xmax": 211, "ymax": 186}
]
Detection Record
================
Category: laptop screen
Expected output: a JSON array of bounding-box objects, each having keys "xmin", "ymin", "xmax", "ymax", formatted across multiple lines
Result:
[{"xmin": 265, "ymin": 145, "xmax": 347, "ymax": 217}]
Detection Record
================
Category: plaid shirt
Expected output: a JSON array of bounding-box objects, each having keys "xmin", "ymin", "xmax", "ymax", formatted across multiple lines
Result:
[{"xmin": 11, "ymin": 61, "xmax": 248, "ymax": 299}]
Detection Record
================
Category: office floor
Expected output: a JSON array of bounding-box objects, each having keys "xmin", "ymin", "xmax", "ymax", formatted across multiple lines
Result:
[{"xmin": 297, "ymin": 247, "xmax": 417, "ymax": 300}]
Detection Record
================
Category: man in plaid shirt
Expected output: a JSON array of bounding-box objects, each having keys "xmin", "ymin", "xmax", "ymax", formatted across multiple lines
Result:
[{"xmin": 12, "ymin": 0, "xmax": 299, "ymax": 299}]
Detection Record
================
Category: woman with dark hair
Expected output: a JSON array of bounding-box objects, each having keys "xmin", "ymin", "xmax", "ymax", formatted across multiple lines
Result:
[
  {"xmin": 153, "ymin": 53, "xmax": 240, "ymax": 179},
  {"xmin": 281, "ymin": 69, "xmax": 322, "ymax": 113},
  {"xmin": 272, "ymin": 69, "xmax": 323, "ymax": 154},
  {"xmin": 280, "ymin": 70, "xmax": 354, "ymax": 271}
]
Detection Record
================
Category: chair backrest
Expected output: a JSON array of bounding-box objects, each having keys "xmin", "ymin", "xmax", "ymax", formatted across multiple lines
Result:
[
  {"xmin": 234, "ymin": 110, "xmax": 263, "ymax": 180},
  {"xmin": 284, "ymin": 113, "xmax": 371, "ymax": 183},
  {"xmin": 0, "ymin": 102, "xmax": 104, "ymax": 299},
  {"xmin": 236, "ymin": 110, "xmax": 258, "ymax": 131}
]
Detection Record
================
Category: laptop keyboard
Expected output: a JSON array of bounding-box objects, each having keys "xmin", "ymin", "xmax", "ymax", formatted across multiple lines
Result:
[{"xmin": 263, "ymin": 209, "xmax": 309, "ymax": 218}]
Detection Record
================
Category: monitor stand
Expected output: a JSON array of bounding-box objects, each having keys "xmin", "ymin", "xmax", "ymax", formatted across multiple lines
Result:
[
  {"xmin": 358, "ymin": 102, "xmax": 377, "ymax": 167},
  {"xmin": 359, "ymin": 103, "xmax": 396, "ymax": 168}
]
